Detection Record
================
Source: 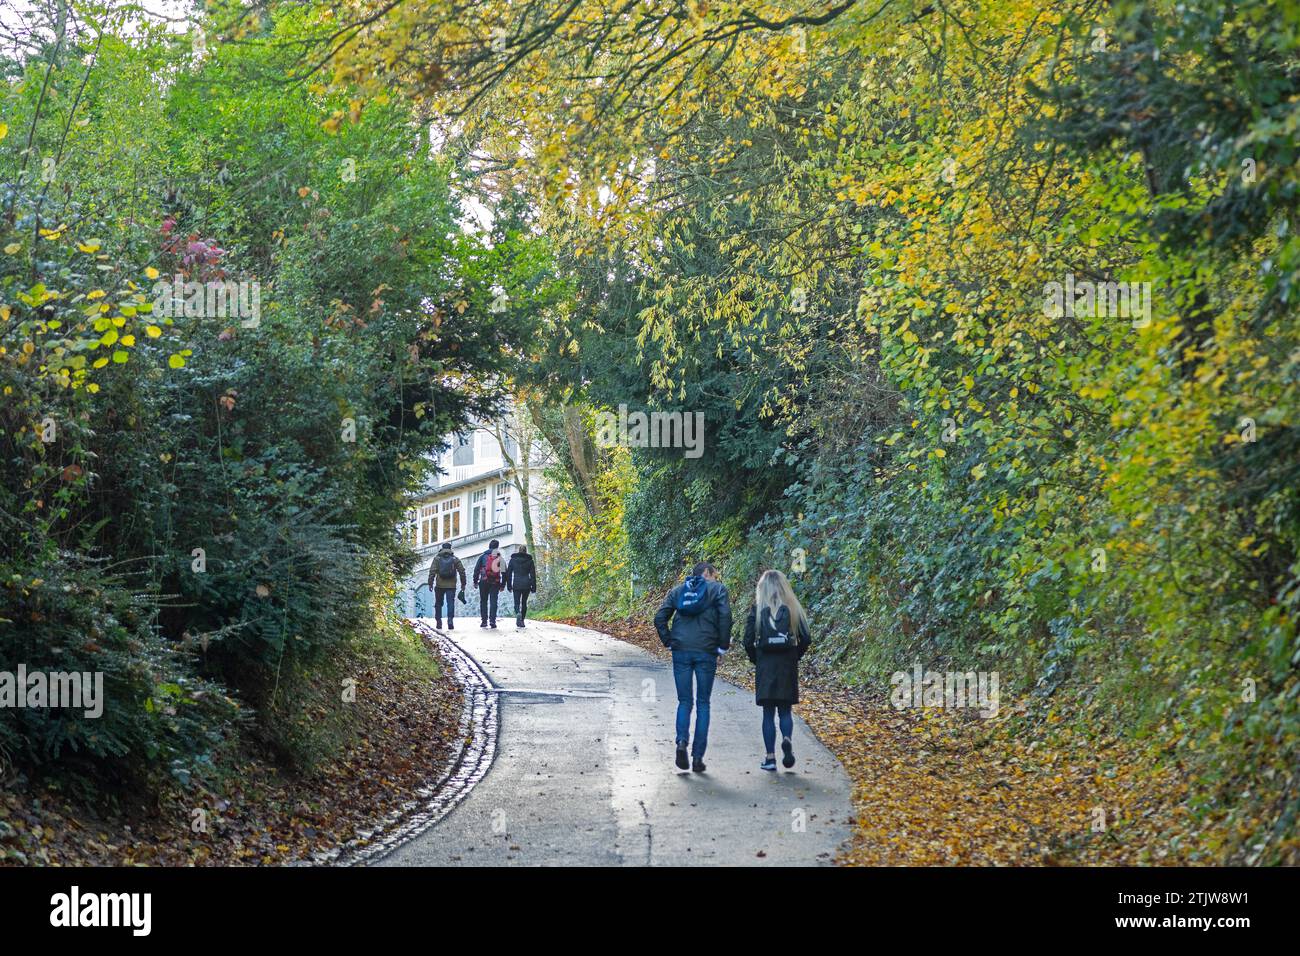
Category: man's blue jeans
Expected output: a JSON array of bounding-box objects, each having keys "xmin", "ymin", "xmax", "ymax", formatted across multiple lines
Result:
[{"xmin": 672, "ymin": 650, "xmax": 718, "ymax": 759}]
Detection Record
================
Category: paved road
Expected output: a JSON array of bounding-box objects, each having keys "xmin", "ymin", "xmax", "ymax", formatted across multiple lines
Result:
[{"xmin": 379, "ymin": 619, "xmax": 853, "ymax": 866}]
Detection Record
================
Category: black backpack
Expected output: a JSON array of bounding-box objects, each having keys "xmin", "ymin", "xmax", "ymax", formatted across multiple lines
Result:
[
  {"xmin": 435, "ymin": 552, "xmax": 457, "ymax": 578},
  {"xmin": 757, "ymin": 605, "xmax": 796, "ymax": 652}
]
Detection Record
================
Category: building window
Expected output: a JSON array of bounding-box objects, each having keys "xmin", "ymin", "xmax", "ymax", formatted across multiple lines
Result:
[
  {"xmin": 419, "ymin": 503, "xmax": 437, "ymax": 547},
  {"xmin": 452, "ymin": 433, "xmax": 473, "ymax": 466},
  {"xmin": 405, "ymin": 510, "xmax": 418, "ymax": 547},
  {"xmin": 441, "ymin": 496, "xmax": 462, "ymax": 540},
  {"xmin": 470, "ymin": 488, "xmax": 488, "ymax": 533},
  {"xmin": 494, "ymin": 481, "xmax": 511, "ymax": 523}
]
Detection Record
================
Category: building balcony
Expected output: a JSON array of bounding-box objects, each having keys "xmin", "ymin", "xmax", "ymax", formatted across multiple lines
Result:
[
  {"xmin": 414, "ymin": 522, "xmax": 513, "ymax": 555},
  {"xmin": 446, "ymin": 461, "xmax": 503, "ymax": 484}
]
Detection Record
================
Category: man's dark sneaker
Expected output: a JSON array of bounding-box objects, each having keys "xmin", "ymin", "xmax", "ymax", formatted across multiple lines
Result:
[
  {"xmin": 435, "ymin": 621, "xmax": 442, "ymax": 630},
  {"xmin": 675, "ymin": 744, "xmax": 689, "ymax": 770},
  {"xmin": 447, "ymin": 621, "xmax": 454, "ymax": 630},
  {"xmin": 760, "ymin": 757, "xmax": 777, "ymax": 772},
  {"xmin": 691, "ymin": 758, "xmax": 706, "ymax": 773},
  {"xmin": 782, "ymin": 738, "xmax": 795, "ymax": 769},
  {"xmin": 480, "ymin": 621, "xmax": 488, "ymax": 628}
]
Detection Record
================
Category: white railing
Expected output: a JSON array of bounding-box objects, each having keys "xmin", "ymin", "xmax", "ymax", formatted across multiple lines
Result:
[
  {"xmin": 415, "ymin": 523, "xmax": 512, "ymax": 554},
  {"xmin": 443, "ymin": 460, "xmax": 503, "ymax": 485}
]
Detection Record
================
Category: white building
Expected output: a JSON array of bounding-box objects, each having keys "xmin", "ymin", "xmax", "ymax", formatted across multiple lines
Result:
[{"xmin": 397, "ymin": 416, "xmax": 550, "ymax": 617}]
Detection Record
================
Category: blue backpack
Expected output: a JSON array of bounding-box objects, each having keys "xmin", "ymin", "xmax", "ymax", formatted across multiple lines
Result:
[{"xmin": 674, "ymin": 575, "xmax": 711, "ymax": 616}]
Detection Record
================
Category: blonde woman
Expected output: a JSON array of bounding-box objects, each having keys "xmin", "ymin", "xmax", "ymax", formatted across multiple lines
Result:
[{"xmin": 742, "ymin": 570, "xmax": 812, "ymax": 771}]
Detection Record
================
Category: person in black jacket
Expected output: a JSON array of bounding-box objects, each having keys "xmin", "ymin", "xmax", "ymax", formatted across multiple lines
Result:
[
  {"xmin": 654, "ymin": 562, "xmax": 732, "ymax": 773},
  {"xmin": 504, "ymin": 545, "xmax": 538, "ymax": 629},
  {"xmin": 743, "ymin": 569, "xmax": 811, "ymax": 772}
]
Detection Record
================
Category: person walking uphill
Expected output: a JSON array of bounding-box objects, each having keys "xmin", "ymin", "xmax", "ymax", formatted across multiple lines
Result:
[
  {"xmin": 742, "ymin": 570, "xmax": 811, "ymax": 772},
  {"xmin": 504, "ymin": 545, "xmax": 538, "ymax": 629},
  {"xmin": 427, "ymin": 543, "xmax": 467, "ymax": 630},
  {"xmin": 654, "ymin": 562, "xmax": 732, "ymax": 773},
  {"xmin": 473, "ymin": 539, "xmax": 506, "ymax": 628}
]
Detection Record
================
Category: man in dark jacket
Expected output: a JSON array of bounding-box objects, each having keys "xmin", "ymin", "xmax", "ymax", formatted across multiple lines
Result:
[
  {"xmin": 654, "ymin": 562, "xmax": 732, "ymax": 772},
  {"xmin": 426, "ymin": 543, "xmax": 467, "ymax": 630},
  {"xmin": 472, "ymin": 538, "xmax": 505, "ymax": 628},
  {"xmin": 504, "ymin": 545, "xmax": 538, "ymax": 629}
]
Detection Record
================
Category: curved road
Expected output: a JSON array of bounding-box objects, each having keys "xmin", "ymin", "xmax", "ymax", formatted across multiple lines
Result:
[{"xmin": 379, "ymin": 619, "xmax": 853, "ymax": 866}]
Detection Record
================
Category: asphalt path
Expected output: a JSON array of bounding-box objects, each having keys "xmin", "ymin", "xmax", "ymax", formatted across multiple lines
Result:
[{"xmin": 378, "ymin": 619, "xmax": 853, "ymax": 866}]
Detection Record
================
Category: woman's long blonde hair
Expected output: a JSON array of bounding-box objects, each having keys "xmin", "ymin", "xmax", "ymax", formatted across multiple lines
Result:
[{"xmin": 755, "ymin": 569, "xmax": 807, "ymax": 637}]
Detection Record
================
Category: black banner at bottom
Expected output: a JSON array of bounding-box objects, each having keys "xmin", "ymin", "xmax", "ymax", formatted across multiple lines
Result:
[{"xmin": 0, "ymin": 865, "xmax": 1282, "ymax": 943}]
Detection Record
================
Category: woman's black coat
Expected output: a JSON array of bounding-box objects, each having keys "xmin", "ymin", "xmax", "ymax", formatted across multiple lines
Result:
[
  {"xmin": 742, "ymin": 604, "xmax": 811, "ymax": 706},
  {"xmin": 505, "ymin": 552, "xmax": 537, "ymax": 593}
]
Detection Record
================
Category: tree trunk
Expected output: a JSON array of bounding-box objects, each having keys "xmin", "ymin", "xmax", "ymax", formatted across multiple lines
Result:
[
  {"xmin": 493, "ymin": 404, "xmax": 542, "ymax": 558},
  {"xmin": 517, "ymin": 455, "xmax": 536, "ymax": 555},
  {"xmin": 527, "ymin": 398, "xmax": 602, "ymax": 517}
]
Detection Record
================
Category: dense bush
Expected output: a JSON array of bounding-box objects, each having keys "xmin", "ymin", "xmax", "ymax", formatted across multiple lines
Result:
[
  {"xmin": 0, "ymin": 188, "xmax": 240, "ymax": 786},
  {"xmin": 0, "ymin": 17, "xmax": 544, "ymax": 788}
]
